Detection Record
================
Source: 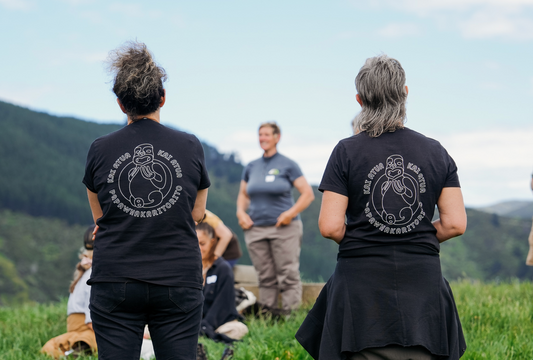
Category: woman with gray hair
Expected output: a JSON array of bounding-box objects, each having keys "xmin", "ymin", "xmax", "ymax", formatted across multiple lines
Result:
[
  {"xmin": 296, "ymin": 55, "xmax": 467, "ymax": 360},
  {"xmin": 83, "ymin": 41, "xmax": 210, "ymax": 360}
]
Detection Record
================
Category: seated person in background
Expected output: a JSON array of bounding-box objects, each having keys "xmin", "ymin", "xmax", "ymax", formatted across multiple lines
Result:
[
  {"xmin": 197, "ymin": 222, "xmax": 248, "ymax": 343},
  {"xmin": 41, "ymin": 225, "xmax": 97, "ymax": 358},
  {"xmin": 203, "ymin": 209, "xmax": 242, "ymax": 267}
]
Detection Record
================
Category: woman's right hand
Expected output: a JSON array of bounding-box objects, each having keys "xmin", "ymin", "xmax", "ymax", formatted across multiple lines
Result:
[{"xmin": 237, "ymin": 211, "xmax": 254, "ymax": 230}]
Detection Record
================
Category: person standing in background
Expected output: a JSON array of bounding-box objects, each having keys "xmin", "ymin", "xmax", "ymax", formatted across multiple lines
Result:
[
  {"xmin": 236, "ymin": 122, "xmax": 314, "ymax": 311},
  {"xmin": 526, "ymin": 173, "xmax": 533, "ymax": 265}
]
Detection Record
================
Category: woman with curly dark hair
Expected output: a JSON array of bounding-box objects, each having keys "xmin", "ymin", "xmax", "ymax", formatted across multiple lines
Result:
[{"xmin": 83, "ymin": 41, "xmax": 210, "ymax": 360}]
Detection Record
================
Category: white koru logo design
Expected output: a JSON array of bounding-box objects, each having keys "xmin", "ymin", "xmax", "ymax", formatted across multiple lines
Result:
[
  {"xmin": 371, "ymin": 154, "xmax": 420, "ymax": 226},
  {"xmin": 118, "ymin": 143, "xmax": 173, "ymax": 209}
]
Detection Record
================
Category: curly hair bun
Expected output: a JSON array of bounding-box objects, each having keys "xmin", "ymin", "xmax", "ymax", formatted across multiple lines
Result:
[{"xmin": 107, "ymin": 41, "xmax": 167, "ymax": 118}]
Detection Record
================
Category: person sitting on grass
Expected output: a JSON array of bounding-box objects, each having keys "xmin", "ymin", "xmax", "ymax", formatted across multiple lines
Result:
[
  {"xmin": 197, "ymin": 222, "xmax": 248, "ymax": 344},
  {"xmin": 41, "ymin": 225, "xmax": 97, "ymax": 358}
]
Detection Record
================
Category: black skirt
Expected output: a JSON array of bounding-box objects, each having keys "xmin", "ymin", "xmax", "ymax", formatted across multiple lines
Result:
[{"xmin": 296, "ymin": 244, "xmax": 466, "ymax": 360}]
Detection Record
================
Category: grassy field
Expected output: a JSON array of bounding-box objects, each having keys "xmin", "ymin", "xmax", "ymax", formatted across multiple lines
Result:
[{"xmin": 1, "ymin": 280, "xmax": 532, "ymax": 359}]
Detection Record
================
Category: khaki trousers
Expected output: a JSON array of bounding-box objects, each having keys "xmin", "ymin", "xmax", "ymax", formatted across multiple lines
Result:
[
  {"xmin": 526, "ymin": 216, "xmax": 533, "ymax": 265},
  {"xmin": 244, "ymin": 220, "xmax": 303, "ymax": 310},
  {"xmin": 41, "ymin": 313, "xmax": 97, "ymax": 359}
]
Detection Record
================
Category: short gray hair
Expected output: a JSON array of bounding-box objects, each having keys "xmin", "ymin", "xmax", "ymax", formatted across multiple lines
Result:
[{"xmin": 353, "ymin": 55, "xmax": 407, "ymax": 137}]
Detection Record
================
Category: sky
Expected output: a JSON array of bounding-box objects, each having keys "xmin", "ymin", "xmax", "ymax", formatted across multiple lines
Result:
[{"xmin": 1, "ymin": 0, "xmax": 532, "ymax": 207}]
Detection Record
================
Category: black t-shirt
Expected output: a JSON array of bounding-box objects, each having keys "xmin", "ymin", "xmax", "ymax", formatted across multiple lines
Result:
[
  {"xmin": 319, "ymin": 128, "xmax": 460, "ymax": 255},
  {"xmin": 83, "ymin": 119, "xmax": 210, "ymax": 288}
]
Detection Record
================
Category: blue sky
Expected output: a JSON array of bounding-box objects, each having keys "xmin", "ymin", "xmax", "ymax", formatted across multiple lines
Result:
[{"xmin": 1, "ymin": 0, "xmax": 532, "ymax": 206}]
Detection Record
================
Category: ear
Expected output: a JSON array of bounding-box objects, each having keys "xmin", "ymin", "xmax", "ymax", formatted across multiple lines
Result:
[
  {"xmin": 356, "ymin": 94, "xmax": 363, "ymax": 107},
  {"xmin": 160, "ymin": 89, "xmax": 166, "ymax": 108},
  {"xmin": 117, "ymin": 98, "xmax": 127, "ymax": 114}
]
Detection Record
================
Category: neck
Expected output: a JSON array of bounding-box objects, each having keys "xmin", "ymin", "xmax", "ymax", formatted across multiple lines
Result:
[
  {"xmin": 127, "ymin": 109, "xmax": 161, "ymax": 125},
  {"xmin": 263, "ymin": 148, "xmax": 277, "ymax": 158}
]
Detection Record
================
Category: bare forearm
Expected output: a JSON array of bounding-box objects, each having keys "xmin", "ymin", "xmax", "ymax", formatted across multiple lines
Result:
[
  {"xmin": 433, "ymin": 218, "xmax": 466, "ymax": 243},
  {"xmin": 434, "ymin": 187, "xmax": 467, "ymax": 243},
  {"xmin": 318, "ymin": 191, "xmax": 348, "ymax": 244},
  {"xmin": 192, "ymin": 188, "xmax": 208, "ymax": 223},
  {"xmin": 236, "ymin": 194, "xmax": 249, "ymax": 215},
  {"xmin": 214, "ymin": 224, "xmax": 233, "ymax": 258},
  {"xmin": 86, "ymin": 189, "xmax": 103, "ymax": 223},
  {"xmin": 287, "ymin": 190, "xmax": 315, "ymax": 218},
  {"xmin": 319, "ymin": 222, "xmax": 346, "ymax": 244}
]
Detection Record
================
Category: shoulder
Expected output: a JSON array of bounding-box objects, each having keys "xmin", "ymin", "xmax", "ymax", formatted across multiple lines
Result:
[
  {"xmin": 212, "ymin": 258, "xmax": 233, "ymax": 277},
  {"xmin": 244, "ymin": 157, "xmax": 263, "ymax": 170},
  {"xmin": 89, "ymin": 126, "xmax": 127, "ymax": 149},
  {"xmin": 401, "ymin": 128, "xmax": 443, "ymax": 147},
  {"xmin": 276, "ymin": 153, "xmax": 300, "ymax": 168},
  {"xmin": 164, "ymin": 125, "xmax": 202, "ymax": 144}
]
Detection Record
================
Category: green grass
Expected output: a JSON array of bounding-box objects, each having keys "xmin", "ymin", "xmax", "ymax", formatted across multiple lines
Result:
[{"xmin": 1, "ymin": 281, "xmax": 533, "ymax": 359}]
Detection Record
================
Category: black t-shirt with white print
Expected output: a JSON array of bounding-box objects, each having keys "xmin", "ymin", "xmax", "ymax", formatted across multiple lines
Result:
[
  {"xmin": 319, "ymin": 128, "xmax": 460, "ymax": 255},
  {"xmin": 83, "ymin": 119, "xmax": 210, "ymax": 289}
]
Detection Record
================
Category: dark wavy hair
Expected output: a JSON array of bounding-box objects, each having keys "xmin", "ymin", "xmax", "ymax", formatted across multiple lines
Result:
[{"xmin": 107, "ymin": 41, "xmax": 167, "ymax": 119}]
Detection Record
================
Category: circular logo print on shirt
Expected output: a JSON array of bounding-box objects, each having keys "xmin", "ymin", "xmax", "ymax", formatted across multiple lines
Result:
[
  {"xmin": 106, "ymin": 143, "xmax": 184, "ymax": 219},
  {"xmin": 118, "ymin": 143, "xmax": 173, "ymax": 209},
  {"xmin": 363, "ymin": 154, "xmax": 427, "ymax": 234}
]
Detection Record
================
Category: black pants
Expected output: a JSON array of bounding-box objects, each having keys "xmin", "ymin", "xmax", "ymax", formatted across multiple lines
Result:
[
  {"xmin": 90, "ymin": 282, "xmax": 203, "ymax": 360},
  {"xmin": 349, "ymin": 345, "xmax": 438, "ymax": 360}
]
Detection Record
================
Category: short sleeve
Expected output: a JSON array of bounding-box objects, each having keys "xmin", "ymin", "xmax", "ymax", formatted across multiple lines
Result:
[
  {"xmin": 318, "ymin": 142, "xmax": 349, "ymax": 197},
  {"xmin": 196, "ymin": 139, "xmax": 211, "ymax": 190},
  {"xmin": 442, "ymin": 149, "xmax": 460, "ymax": 188},
  {"xmin": 242, "ymin": 163, "xmax": 251, "ymax": 182},
  {"xmin": 82, "ymin": 141, "xmax": 97, "ymax": 193},
  {"xmin": 287, "ymin": 160, "xmax": 304, "ymax": 183}
]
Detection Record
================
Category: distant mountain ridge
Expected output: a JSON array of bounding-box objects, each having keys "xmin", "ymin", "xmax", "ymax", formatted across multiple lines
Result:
[
  {"xmin": 1, "ymin": 99, "xmax": 533, "ymax": 305},
  {"xmin": 475, "ymin": 200, "xmax": 533, "ymax": 220},
  {"xmin": 0, "ymin": 100, "xmax": 243, "ymax": 224}
]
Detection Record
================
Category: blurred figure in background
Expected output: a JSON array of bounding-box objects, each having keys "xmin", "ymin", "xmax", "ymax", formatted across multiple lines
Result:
[
  {"xmin": 526, "ymin": 172, "xmax": 533, "ymax": 265},
  {"xmin": 236, "ymin": 121, "xmax": 314, "ymax": 311},
  {"xmin": 203, "ymin": 209, "xmax": 242, "ymax": 267},
  {"xmin": 197, "ymin": 222, "xmax": 248, "ymax": 343},
  {"xmin": 41, "ymin": 225, "xmax": 97, "ymax": 358}
]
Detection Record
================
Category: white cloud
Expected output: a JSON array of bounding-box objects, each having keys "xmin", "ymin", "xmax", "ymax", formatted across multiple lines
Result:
[
  {"xmin": 219, "ymin": 126, "xmax": 533, "ymax": 206},
  {"xmin": 58, "ymin": 0, "xmax": 94, "ymax": 5},
  {"xmin": 215, "ymin": 130, "xmax": 336, "ymax": 185},
  {"xmin": 377, "ymin": 23, "xmax": 421, "ymax": 38},
  {"xmin": 430, "ymin": 128, "xmax": 533, "ymax": 206},
  {"xmin": 460, "ymin": 9, "xmax": 533, "ymax": 39},
  {"xmin": 479, "ymin": 81, "xmax": 501, "ymax": 90},
  {"xmin": 0, "ymin": 0, "xmax": 33, "ymax": 10},
  {"xmin": 107, "ymin": 3, "xmax": 164, "ymax": 19},
  {"xmin": 360, "ymin": 0, "xmax": 533, "ymax": 40},
  {"xmin": 46, "ymin": 51, "xmax": 108, "ymax": 66},
  {"xmin": 0, "ymin": 86, "xmax": 54, "ymax": 109}
]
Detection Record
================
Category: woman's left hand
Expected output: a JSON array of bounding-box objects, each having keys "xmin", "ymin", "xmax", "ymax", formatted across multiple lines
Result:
[{"xmin": 276, "ymin": 210, "xmax": 294, "ymax": 227}]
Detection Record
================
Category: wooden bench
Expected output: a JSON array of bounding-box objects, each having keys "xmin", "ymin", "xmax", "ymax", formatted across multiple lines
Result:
[{"xmin": 233, "ymin": 264, "xmax": 324, "ymax": 305}]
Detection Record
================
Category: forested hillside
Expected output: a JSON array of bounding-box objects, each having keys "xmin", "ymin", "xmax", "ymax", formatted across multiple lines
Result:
[
  {"xmin": 0, "ymin": 100, "xmax": 338, "ymax": 304},
  {"xmin": 1, "ymin": 100, "xmax": 532, "ymax": 305}
]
